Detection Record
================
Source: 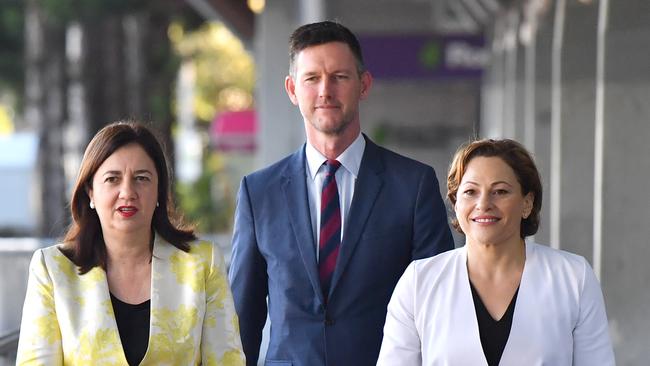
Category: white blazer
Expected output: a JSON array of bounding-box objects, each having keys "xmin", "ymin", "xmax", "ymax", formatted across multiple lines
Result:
[{"xmin": 377, "ymin": 241, "xmax": 615, "ymax": 366}]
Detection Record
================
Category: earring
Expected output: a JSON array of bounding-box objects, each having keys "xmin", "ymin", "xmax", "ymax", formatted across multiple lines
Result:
[
  {"xmin": 156, "ymin": 201, "xmax": 159, "ymax": 207},
  {"xmin": 89, "ymin": 201, "xmax": 95, "ymax": 210}
]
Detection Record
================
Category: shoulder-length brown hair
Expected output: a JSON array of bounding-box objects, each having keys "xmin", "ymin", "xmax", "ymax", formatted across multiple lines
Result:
[
  {"xmin": 447, "ymin": 138, "xmax": 543, "ymax": 238},
  {"xmin": 62, "ymin": 121, "xmax": 196, "ymax": 274}
]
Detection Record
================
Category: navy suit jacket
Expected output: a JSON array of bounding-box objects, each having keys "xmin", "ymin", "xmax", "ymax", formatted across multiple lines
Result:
[{"xmin": 229, "ymin": 136, "xmax": 454, "ymax": 366}]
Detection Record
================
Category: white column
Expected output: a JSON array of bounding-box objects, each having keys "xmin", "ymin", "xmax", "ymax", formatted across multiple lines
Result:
[{"xmin": 300, "ymin": 0, "xmax": 325, "ymax": 23}]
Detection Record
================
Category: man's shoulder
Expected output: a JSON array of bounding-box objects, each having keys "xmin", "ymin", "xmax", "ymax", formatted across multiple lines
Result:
[
  {"xmin": 244, "ymin": 147, "xmax": 304, "ymax": 184},
  {"xmin": 368, "ymin": 140, "xmax": 434, "ymax": 174}
]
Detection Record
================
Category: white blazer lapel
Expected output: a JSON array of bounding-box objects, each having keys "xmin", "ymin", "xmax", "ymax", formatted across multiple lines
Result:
[
  {"xmin": 451, "ymin": 246, "xmax": 488, "ymax": 365},
  {"xmin": 420, "ymin": 246, "xmax": 487, "ymax": 365},
  {"xmin": 498, "ymin": 242, "xmax": 537, "ymax": 364}
]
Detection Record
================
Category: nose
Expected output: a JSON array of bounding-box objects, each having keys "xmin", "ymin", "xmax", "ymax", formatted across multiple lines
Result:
[
  {"xmin": 475, "ymin": 192, "xmax": 492, "ymax": 211},
  {"xmin": 318, "ymin": 77, "xmax": 333, "ymax": 99},
  {"xmin": 118, "ymin": 179, "xmax": 138, "ymax": 201}
]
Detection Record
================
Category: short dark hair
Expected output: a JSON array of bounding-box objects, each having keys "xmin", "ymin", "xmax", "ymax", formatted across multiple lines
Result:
[
  {"xmin": 447, "ymin": 138, "xmax": 543, "ymax": 238},
  {"xmin": 289, "ymin": 20, "xmax": 366, "ymax": 77},
  {"xmin": 62, "ymin": 121, "xmax": 196, "ymax": 274}
]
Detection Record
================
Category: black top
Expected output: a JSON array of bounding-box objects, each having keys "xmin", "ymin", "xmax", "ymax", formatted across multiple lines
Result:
[
  {"xmin": 110, "ymin": 293, "xmax": 151, "ymax": 366},
  {"xmin": 469, "ymin": 281, "xmax": 519, "ymax": 366}
]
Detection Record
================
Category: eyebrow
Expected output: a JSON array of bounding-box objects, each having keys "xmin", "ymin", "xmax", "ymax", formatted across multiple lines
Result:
[
  {"xmin": 462, "ymin": 180, "xmax": 513, "ymax": 187},
  {"xmin": 301, "ymin": 69, "xmax": 353, "ymax": 77},
  {"xmin": 102, "ymin": 169, "xmax": 153, "ymax": 176}
]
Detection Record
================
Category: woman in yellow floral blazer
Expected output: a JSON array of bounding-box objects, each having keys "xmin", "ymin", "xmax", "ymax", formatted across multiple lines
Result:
[{"xmin": 16, "ymin": 122, "xmax": 244, "ymax": 366}]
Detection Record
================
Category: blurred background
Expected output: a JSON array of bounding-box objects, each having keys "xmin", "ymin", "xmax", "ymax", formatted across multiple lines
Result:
[{"xmin": 0, "ymin": 0, "xmax": 648, "ymax": 364}]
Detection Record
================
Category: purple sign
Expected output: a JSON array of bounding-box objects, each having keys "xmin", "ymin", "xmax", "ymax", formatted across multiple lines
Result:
[{"xmin": 359, "ymin": 34, "xmax": 487, "ymax": 80}]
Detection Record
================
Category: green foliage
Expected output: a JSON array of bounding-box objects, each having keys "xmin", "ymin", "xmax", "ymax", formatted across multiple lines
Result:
[
  {"xmin": 171, "ymin": 22, "xmax": 255, "ymax": 233},
  {"xmin": 0, "ymin": 1, "xmax": 24, "ymax": 103},
  {"xmin": 175, "ymin": 153, "xmax": 235, "ymax": 233},
  {"xmin": 170, "ymin": 22, "xmax": 255, "ymax": 123},
  {"xmin": 40, "ymin": 0, "xmax": 148, "ymax": 24}
]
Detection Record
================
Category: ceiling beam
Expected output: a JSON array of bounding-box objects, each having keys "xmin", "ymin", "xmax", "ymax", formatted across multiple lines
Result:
[{"xmin": 185, "ymin": 0, "xmax": 254, "ymax": 41}]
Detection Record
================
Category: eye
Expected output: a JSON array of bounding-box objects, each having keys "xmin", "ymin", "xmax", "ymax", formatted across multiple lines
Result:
[
  {"xmin": 104, "ymin": 176, "xmax": 118, "ymax": 183},
  {"xmin": 462, "ymin": 189, "xmax": 475, "ymax": 196},
  {"xmin": 493, "ymin": 189, "xmax": 509, "ymax": 195},
  {"xmin": 135, "ymin": 175, "xmax": 150, "ymax": 182},
  {"xmin": 335, "ymin": 74, "xmax": 349, "ymax": 80}
]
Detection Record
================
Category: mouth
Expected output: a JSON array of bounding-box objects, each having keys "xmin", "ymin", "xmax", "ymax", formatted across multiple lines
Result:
[
  {"xmin": 316, "ymin": 104, "xmax": 340, "ymax": 109},
  {"xmin": 117, "ymin": 206, "xmax": 138, "ymax": 217},
  {"xmin": 472, "ymin": 217, "xmax": 500, "ymax": 223}
]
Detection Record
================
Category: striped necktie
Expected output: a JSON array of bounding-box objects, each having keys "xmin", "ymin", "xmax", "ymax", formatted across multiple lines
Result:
[{"xmin": 319, "ymin": 159, "xmax": 342, "ymax": 301}]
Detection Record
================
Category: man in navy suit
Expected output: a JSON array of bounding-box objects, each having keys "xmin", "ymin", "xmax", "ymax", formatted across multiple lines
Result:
[{"xmin": 229, "ymin": 21, "xmax": 454, "ymax": 366}]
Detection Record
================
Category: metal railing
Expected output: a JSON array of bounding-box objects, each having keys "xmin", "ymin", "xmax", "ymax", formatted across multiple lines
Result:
[
  {"xmin": 0, "ymin": 329, "xmax": 19, "ymax": 365},
  {"xmin": 0, "ymin": 329, "xmax": 19, "ymax": 353}
]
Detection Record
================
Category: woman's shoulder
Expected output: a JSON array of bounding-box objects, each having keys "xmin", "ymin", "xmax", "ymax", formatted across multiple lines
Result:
[
  {"xmin": 34, "ymin": 243, "xmax": 72, "ymax": 263},
  {"xmin": 29, "ymin": 243, "xmax": 84, "ymax": 281},
  {"xmin": 159, "ymin": 237, "xmax": 225, "ymax": 264},
  {"xmin": 411, "ymin": 247, "xmax": 464, "ymax": 276},
  {"xmin": 527, "ymin": 241, "xmax": 591, "ymax": 278},
  {"xmin": 528, "ymin": 241, "xmax": 587, "ymax": 264}
]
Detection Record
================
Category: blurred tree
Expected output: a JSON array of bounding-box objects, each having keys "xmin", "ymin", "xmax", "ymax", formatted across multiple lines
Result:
[
  {"xmin": 0, "ymin": 1, "xmax": 24, "ymax": 101},
  {"xmin": 2, "ymin": 1, "xmax": 252, "ymax": 236},
  {"xmin": 24, "ymin": 0, "xmax": 68, "ymax": 237},
  {"xmin": 170, "ymin": 22, "xmax": 254, "ymax": 123},
  {"xmin": 171, "ymin": 22, "xmax": 255, "ymax": 233},
  {"xmin": 16, "ymin": 0, "xmax": 204, "ymax": 237}
]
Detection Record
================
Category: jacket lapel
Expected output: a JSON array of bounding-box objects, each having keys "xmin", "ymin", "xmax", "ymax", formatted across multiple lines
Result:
[
  {"xmin": 499, "ymin": 242, "xmax": 534, "ymax": 365},
  {"xmin": 84, "ymin": 264, "xmax": 129, "ymax": 364},
  {"xmin": 329, "ymin": 136, "xmax": 384, "ymax": 297},
  {"xmin": 141, "ymin": 235, "xmax": 172, "ymax": 364},
  {"xmin": 282, "ymin": 146, "xmax": 325, "ymax": 305}
]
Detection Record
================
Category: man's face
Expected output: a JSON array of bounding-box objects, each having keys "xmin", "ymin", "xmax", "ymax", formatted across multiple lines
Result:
[{"xmin": 285, "ymin": 42, "xmax": 372, "ymax": 137}]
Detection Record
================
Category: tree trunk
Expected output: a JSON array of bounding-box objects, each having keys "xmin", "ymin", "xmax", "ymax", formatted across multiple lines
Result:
[{"xmin": 25, "ymin": 0, "xmax": 68, "ymax": 238}]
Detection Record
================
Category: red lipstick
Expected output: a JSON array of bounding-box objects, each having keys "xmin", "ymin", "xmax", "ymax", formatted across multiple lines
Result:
[{"xmin": 117, "ymin": 206, "xmax": 138, "ymax": 218}]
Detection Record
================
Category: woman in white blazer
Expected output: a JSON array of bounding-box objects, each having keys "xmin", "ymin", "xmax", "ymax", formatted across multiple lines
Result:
[
  {"xmin": 17, "ymin": 122, "xmax": 244, "ymax": 365},
  {"xmin": 377, "ymin": 139, "xmax": 614, "ymax": 366}
]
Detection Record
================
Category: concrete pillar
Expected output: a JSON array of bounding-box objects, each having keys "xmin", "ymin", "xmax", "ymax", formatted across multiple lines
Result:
[
  {"xmin": 531, "ymin": 16, "xmax": 552, "ymax": 246},
  {"xmin": 597, "ymin": 1, "xmax": 650, "ymax": 363},
  {"xmin": 556, "ymin": 1, "xmax": 599, "ymax": 261},
  {"xmin": 502, "ymin": 9, "xmax": 520, "ymax": 139},
  {"xmin": 255, "ymin": 0, "xmax": 304, "ymax": 170},
  {"xmin": 481, "ymin": 16, "xmax": 506, "ymax": 138}
]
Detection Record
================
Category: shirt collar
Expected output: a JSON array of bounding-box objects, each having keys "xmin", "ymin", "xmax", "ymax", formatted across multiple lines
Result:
[{"xmin": 306, "ymin": 133, "xmax": 366, "ymax": 180}]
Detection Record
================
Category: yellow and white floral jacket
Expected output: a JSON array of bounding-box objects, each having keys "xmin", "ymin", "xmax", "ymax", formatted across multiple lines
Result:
[{"xmin": 16, "ymin": 236, "xmax": 245, "ymax": 366}]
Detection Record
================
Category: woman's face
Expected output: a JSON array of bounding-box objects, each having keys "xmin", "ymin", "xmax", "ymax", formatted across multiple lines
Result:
[
  {"xmin": 455, "ymin": 156, "xmax": 533, "ymax": 248},
  {"xmin": 88, "ymin": 143, "xmax": 159, "ymax": 238}
]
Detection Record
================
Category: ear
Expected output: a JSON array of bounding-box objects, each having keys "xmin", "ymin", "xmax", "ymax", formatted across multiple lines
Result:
[
  {"xmin": 285, "ymin": 75, "xmax": 299, "ymax": 106},
  {"xmin": 359, "ymin": 71, "xmax": 373, "ymax": 100},
  {"xmin": 523, "ymin": 192, "xmax": 534, "ymax": 219},
  {"xmin": 86, "ymin": 184, "xmax": 94, "ymax": 203}
]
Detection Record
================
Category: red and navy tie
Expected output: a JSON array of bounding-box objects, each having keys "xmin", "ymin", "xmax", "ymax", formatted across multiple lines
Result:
[{"xmin": 319, "ymin": 159, "xmax": 342, "ymax": 301}]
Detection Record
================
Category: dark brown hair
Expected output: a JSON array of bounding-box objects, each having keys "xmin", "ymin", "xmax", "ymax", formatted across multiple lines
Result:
[
  {"xmin": 62, "ymin": 121, "xmax": 196, "ymax": 274},
  {"xmin": 447, "ymin": 138, "xmax": 543, "ymax": 238},
  {"xmin": 289, "ymin": 20, "xmax": 366, "ymax": 77}
]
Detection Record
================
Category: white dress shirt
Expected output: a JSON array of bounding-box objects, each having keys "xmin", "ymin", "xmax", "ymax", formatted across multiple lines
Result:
[
  {"xmin": 377, "ymin": 241, "xmax": 615, "ymax": 366},
  {"xmin": 305, "ymin": 133, "xmax": 365, "ymax": 261}
]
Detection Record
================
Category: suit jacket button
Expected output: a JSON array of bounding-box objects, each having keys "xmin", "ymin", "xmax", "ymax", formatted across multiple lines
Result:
[{"xmin": 324, "ymin": 318, "xmax": 335, "ymax": 326}]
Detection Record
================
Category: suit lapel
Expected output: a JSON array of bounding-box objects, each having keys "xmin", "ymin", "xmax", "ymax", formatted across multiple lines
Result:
[
  {"xmin": 329, "ymin": 137, "xmax": 384, "ymax": 296},
  {"xmin": 282, "ymin": 146, "xmax": 325, "ymax": 305}
]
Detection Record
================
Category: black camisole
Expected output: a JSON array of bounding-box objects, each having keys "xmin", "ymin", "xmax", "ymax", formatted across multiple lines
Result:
[
  {"xmin": 110, "ymin": 293, "xmax": 151, "ymax": 366},
  {"xmin": 469, "ymin": 281, "xmax": 519, "ymax": 366}
]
